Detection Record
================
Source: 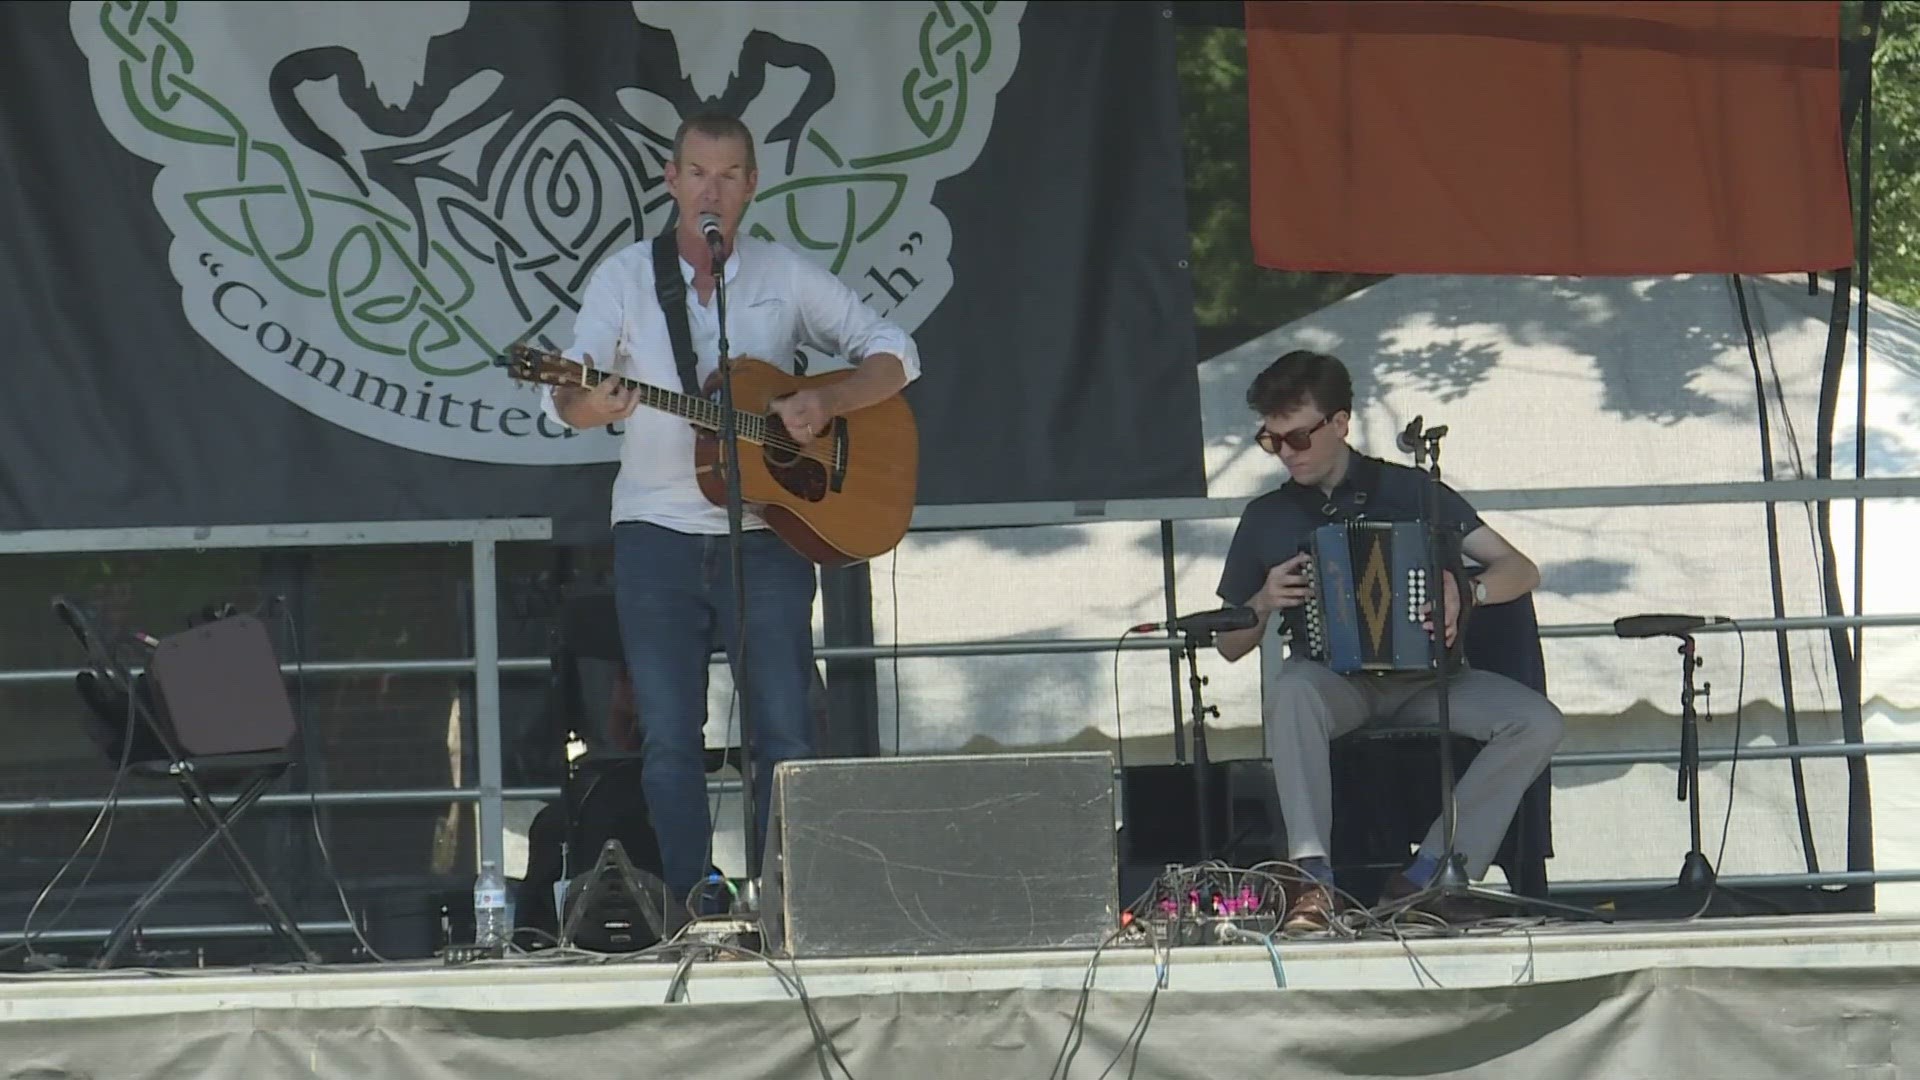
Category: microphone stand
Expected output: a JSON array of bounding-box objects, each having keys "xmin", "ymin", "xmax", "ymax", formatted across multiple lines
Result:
[
  {"xmin": 1381, "ymin": 422, "xmax": 1607, "ymax": 925},
  {"xmin": 1675, "ymin": 634, "xmax": 1717, "ymax": 892},
  {"xmin": 1662, "ymin": 635, "xmax": 1774, "ymax": 912},
  {"xmin": 1613, "ymin": 630, "xmax": 1776, "ymax": 917},
  {"xmin": 1179, "ymin": 628, "xmax": 1221, "ymax": 860},
  {"xmin": 708, "ymin": 229, "xmax": 761, "ymax": 902}
]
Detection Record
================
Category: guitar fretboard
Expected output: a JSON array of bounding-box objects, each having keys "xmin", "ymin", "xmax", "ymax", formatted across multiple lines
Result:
[{"xmin": 578, "ymin": 366, "xmax": 775, "ymax": 443}]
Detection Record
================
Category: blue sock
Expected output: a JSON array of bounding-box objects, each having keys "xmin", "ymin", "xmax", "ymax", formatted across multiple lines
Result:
[
  {"xmin": 1298, "ymin": 857, "xmax": 1335, "ymax": 888},
  {"xmin": 1404, "ymin": 852, "xmax": 1441, "ymax": 887}
]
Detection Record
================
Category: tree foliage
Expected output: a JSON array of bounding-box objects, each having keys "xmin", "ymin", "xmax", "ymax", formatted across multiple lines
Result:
[
  {"xmin": 1854, "ymin": 0, "xmax": 1920, "ymax": 308},
  {"xmin": 1177, "ymin": 26, "xmax": 1381, "ymax": 362}
]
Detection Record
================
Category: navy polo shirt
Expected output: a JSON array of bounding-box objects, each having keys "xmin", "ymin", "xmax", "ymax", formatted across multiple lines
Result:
[{"xmin": 1216, "ymin": 453, "xmax": 1485, "ymax": 648}]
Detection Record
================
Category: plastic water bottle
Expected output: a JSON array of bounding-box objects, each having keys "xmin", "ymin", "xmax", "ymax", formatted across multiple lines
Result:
[{"xmin": 474, "ymin": 860, "xmax": 508, "ymax": 954}]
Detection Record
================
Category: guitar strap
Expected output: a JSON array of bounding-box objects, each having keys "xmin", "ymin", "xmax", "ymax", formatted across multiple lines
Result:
[{"xmin": 651, "ymin": 229, "xmax": 703, "ymax": 398}]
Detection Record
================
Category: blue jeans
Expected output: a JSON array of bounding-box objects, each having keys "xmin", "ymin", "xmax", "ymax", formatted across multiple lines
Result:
[{"xmin": 612, "ymin": 521, "xmax": 818, "ymax": 896}]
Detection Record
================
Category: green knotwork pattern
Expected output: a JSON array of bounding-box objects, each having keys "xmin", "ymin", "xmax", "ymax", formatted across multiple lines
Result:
[
  {"xmin": 99, "ymin": 0, "xmax": 502, "ymax": 375},
  {"xmin": 98, "ymin": 0, "xmax": 988, "ymax": 372},
  {"xmin": 749, "ymin": 0, "xmax": 1002, "ymax": 273}
]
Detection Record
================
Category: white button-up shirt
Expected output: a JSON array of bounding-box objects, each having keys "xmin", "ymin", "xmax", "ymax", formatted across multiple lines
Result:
[{"xmin": 543, "ymin": 236, "xmax": 922, "ymax": 534}]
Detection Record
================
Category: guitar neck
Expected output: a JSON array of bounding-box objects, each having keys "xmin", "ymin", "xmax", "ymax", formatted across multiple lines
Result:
[{"xmin": 581, "ymin": 367, "xmax": 758, "ymax": 439}]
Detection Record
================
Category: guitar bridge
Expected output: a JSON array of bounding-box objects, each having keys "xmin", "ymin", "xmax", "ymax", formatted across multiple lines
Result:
[{"xmin": 829, "ymin": 418, "xmax": 849, "ymax": 492}]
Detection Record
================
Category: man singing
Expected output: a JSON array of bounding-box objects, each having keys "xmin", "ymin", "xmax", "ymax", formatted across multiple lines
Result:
[{"xmin": 542, "ymin": 112, "xmax": 921, "ymax": 907}]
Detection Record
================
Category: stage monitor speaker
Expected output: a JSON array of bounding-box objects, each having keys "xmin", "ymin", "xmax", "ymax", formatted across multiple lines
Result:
[
  {"xmin": 560, "ymin": 840, "xmax": 670, "ymax": 954},
  {"xmin": 760, "ymin": 752, "xmax": 1119, "ymax": 959},
  {"xmin": 148, "ymin": 614, "xmax": 298, "ymax": 757}
]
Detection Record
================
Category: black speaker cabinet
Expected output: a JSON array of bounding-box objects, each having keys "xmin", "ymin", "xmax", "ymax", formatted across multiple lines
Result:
[
  {"xmin": 148, "ymin": 614, "xmax": 298, "ymax": 757},
  {"xmin": 1118, "ymin": 763, "xmax": 1231, "ymax": 866},
  {"xmin": 760, "ymin": 752, "xmax": 1119, "ymax": 958}
]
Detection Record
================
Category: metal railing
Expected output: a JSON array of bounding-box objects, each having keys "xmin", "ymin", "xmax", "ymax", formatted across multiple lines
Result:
[
  {"xmin": 4, "ymin": 732, "xmax": 1920, "ymax": 820},
  {"xmin": 0, "ymin": 920, "xmax": 360, "ymax": 947},
  {"xmin": 0, "ymin": 475, "xmax": 1915, "ymax": 920},
  {"xmin": 3, "ymin": 611, "xmax": 1914, "ymax": 688},
  {"xmin": 0, "ymin": 518, "xmax": 551, "ymax": 887}
]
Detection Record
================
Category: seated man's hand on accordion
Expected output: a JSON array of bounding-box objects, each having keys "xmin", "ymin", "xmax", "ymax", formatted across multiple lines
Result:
[
  {"xmin": 1250, "ymin": 553, "xmax": 1314, "ymax": 616},
  {"xmin": 1420, "ymin": 571, "xmax": 1463, "ymax": 648}
]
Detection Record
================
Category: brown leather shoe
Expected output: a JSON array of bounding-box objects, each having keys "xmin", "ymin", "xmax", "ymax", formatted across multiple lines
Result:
[{"xmin": 1283, "ymin": 882, "xmax": 1335, "ymax": 933}]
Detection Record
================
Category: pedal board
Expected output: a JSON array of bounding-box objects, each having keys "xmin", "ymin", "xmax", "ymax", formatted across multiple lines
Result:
[
  {"xmin": 1131, "ymin": 863, "xmax": 1292, "ymax": 947},
  {"xmin": 1140, "ymin": 912, "xmax": 1282, "ymax": 948}
]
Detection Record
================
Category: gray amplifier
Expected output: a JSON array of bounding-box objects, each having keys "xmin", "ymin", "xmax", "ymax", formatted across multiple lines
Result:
[{"xmin": 759, "ymin": 752, "xmax": 1119, "ymax": 958}]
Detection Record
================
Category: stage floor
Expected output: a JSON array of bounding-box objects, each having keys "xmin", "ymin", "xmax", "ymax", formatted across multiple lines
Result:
[
  {"xmin": 5, "ymin": 910, "xmax": 1919, "ymax": 1018},
  {"xmin": 6, "ymin": 912, "xmax": 1920, "ymax": 1079}
]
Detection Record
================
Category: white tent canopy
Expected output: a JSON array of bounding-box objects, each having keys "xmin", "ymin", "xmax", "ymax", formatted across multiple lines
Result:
[{"xmin": 845, "ymin": 270, "xmax": 1920, "ymax": 897}]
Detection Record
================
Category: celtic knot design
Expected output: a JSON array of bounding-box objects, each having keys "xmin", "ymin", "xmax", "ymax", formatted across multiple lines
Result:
[
  {"xmin": 96, "ymin": 0, "xmax": 1004, "ymax": 375},
  {"xmin": 750, "ymin": 0, "xmax": 1002, "ymax": 273},
  {"xmin": 99, "ymin": 0, "xmax": 499, "ymax": 375}
]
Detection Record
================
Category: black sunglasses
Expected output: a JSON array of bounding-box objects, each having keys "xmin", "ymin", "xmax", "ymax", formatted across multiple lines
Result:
[{"xmin": 1255, "ymin": 414, "xmax": 1333, "ymax": 454}]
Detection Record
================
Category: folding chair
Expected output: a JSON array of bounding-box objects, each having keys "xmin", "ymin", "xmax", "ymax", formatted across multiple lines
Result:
[
  {"xmin": 1327, "ymin": 593, "xmax": 1556, "ymax": 902},
  {"xmin": 54, "ymin": 597, "xmax": 321, "ymax": 968}
]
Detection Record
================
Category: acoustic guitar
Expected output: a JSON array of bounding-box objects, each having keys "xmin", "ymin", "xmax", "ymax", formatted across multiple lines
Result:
[{"xmin": 498, "ymin": 344, "xmax": 918, "ymax": 567}]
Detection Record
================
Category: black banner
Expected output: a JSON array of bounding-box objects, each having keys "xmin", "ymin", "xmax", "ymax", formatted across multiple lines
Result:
[{"xmin": 0, "ymin": 2, "xmax": 1202, "ymax": 537}]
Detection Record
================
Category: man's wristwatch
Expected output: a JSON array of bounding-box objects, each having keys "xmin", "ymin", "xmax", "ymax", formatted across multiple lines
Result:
[{"xmin": 1469, "ymin": 577, "xmax": 1489, "ymax": 606}]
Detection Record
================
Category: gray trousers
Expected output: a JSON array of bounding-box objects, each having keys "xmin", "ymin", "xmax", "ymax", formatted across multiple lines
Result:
[{"xmin": 1262, "ymin": 658, "xmax": 1565, "ymax": 880}]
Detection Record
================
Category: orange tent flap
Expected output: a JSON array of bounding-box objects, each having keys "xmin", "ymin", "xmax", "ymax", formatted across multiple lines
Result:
[{"xmin": 1245, "ymin": 1, "xmax": 1854, "ymax": 275}]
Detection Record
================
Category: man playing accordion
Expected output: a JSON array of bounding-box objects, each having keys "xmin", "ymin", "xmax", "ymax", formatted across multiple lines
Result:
[{"xmin": 1213, "ymin": 350, "xmax": 1566, "ymax": 933}]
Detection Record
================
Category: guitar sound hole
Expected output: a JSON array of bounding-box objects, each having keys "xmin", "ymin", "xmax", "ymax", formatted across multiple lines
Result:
[{"xmin": 764, "ymin": 417, "xmax": 828, "ymax": 502}]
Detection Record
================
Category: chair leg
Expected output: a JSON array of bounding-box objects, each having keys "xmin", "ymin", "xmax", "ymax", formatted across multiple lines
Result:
[
  {"xmin": 179, "ymin": 770, "xmax": 322, "ymax": 965},
  {"xmin": 96, "ymin": 769, "xmax": 321, "ymax": 968},
  {"xmin": 95, "ymin": 818, "xmax": 231, "ymax": 968}
]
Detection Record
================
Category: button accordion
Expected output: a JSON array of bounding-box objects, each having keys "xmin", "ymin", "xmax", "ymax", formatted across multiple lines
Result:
[{"xmin": 1294, "ymin": 520, "xmax": 1454, "ymax": 674}]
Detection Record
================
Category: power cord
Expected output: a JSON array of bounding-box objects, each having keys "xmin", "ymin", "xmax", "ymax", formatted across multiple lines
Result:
[
  {"xmin": 1098, "ymin": 925, "xmax": 1165, "ymax": 1080},
  {"xmin": 1046, "ymin": 919, "xmax": 1167, "ymax": 1080},
  {"xmin": 1123, "ymin": 859, "xmax": 1550, "ymax": 994},
  {"xmin": 662, "ymin": 939, "xmax": 857, "ymax": 1080},
  {"xmin": 0, "ymin": 609, "xmax": 142, "ymax": 968},
  {"xmin": 1713, "ymin": 622, "xmax": 1749, "ymax": 882},
  {"xmin": 1110, "ymin": 629, "xmax": 1137, "ymax": 774},
  {"xmin": 275, "ymin": 598, "xmax": 389, "ymax": 963},
  {"xmin": 890, "ymin": 548, "xmax": 901, "ymax": 754}
]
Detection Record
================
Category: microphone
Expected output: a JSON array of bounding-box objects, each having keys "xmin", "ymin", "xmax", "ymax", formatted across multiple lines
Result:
[
  {"xmin": 1397, "ymin": 415, "xmax": 1447, "ymax": 453},
  {"xmin": 1396, "ymin": 415, "xmax": 1423, "ymax": 454},
  {"xmin": 698, "ymin": 211, "xmax": 724, "ymax": 250},
  {"xmin": 51, "ymin": 595, "xmax": 148, "ymax": 667},
  {"xmin": 1613, "ymin": 613, "xmax": 1732, "ymax": 639},
  {"xmin": 51, "ymin": 595, "xmax": 87, "ymax": 644},
  {"xmin": 1131, "ymin": 606, "xmax": 1258, "ymax": 636}
]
